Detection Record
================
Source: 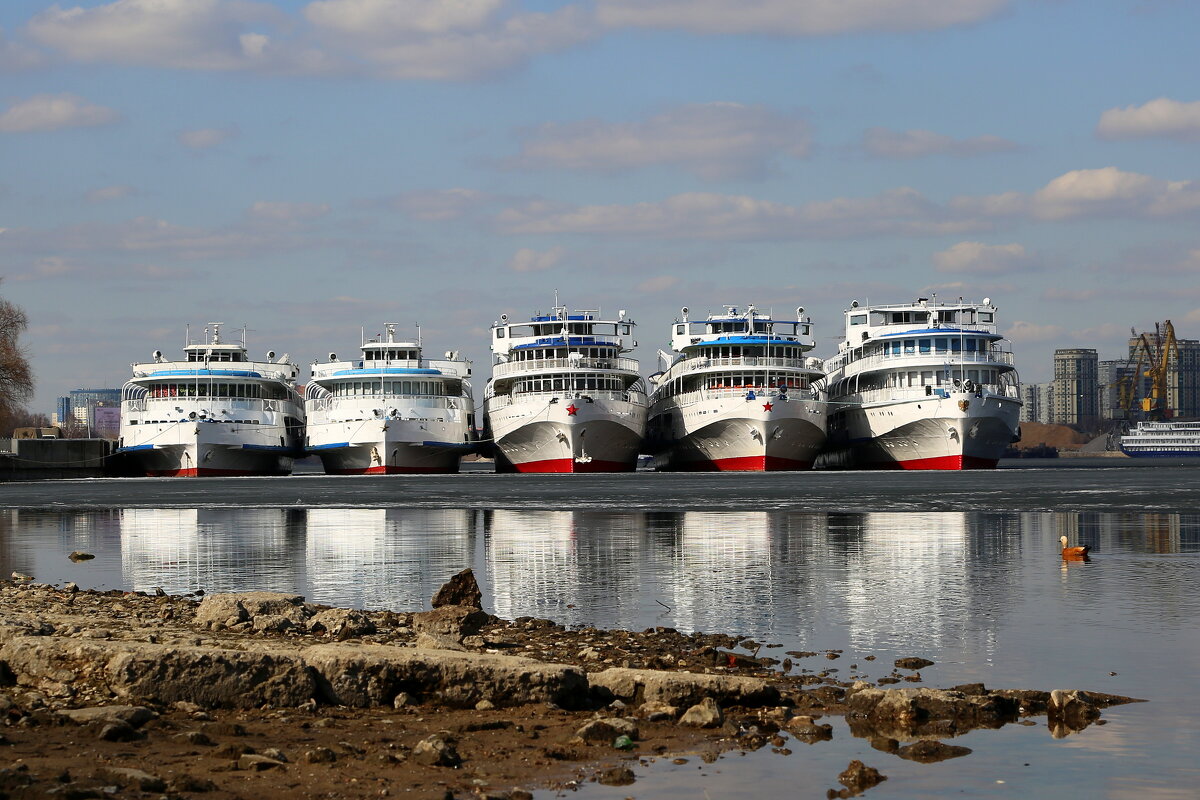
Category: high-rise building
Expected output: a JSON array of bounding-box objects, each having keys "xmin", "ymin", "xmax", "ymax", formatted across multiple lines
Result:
[
  {"xmin": 1019, "ymin": 382, "xmax": 1054, "ymax": 423},
  {"xmin": 1098, "ymin": 359, "xmax": 1138, "ymax": 421},
  {"xmin": 1052, "ymin": 349, "xmax": 1099, "ymax": 429}
]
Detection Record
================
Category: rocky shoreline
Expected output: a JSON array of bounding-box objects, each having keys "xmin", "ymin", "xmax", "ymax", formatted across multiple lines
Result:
[{"xmin": 0, "ymin": 570, "xmax": 1141, "ymax": 799}]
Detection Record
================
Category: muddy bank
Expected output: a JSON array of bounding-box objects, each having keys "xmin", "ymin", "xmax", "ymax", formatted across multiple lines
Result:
[{"xmin": 0, "ymin": 574, "xmax": 1142, "ymax": 799}]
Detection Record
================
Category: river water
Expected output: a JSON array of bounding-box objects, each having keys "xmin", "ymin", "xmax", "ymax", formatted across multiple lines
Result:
[{"xmin": 0, "ymin": 463, "xmax": 1197, "ymax": 798}]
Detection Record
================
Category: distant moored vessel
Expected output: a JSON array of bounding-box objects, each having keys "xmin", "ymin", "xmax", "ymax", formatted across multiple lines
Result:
[
  {"xmin": 305, "ymin": 324, "xmax": 476, "ymax": 474},
  {"xmin": 484, "ymin": 303, "xmax": 647, "ymax": 473},
  {"xmin": 1120, "ymin": 421, "xmax": 1200, "ymax": 457},
  {"xmin": 820, "ymin": 297, "xmax": 1021, "ymax": 470},
  {"xmin": 116, "ymin": 324, "xmax": 304, "ymax": 477},
  {"xmin": 645, "ymin": 305, "xmax": 826, "ymax": 471}
]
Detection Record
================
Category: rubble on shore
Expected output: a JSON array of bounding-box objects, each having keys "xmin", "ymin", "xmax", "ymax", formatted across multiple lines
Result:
[{"xmin": 0, "ymin": 570, "xmax": 1144, "ymax": 799}]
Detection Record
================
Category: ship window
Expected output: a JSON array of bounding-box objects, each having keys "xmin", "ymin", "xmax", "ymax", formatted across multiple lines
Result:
[
  {"xmin": 965, "ymin": 339, "xmax": 977, "ymax": 352},
  {"xmin": 980, "ymin": 312, "xmax": 994, "ymax": 322},
  {"xmin": 935, "ymin": 338, "xmax": 947, "ymax": 351},
  {"xmin": 553, "ymin": 378, "xmax": 564, "ymax": 391},
  {"xmin": 921, "ymin": 371, "xmax": 934, "ymax": 386},
  {"xmin": 851, "ymin": 314, "xmax": 867, "ymax": 325},
  {"xmin": 919, "ymin": 339, "xmax": 931, "ymax": 353},
  {"xmin": 496, "ymin": 328, "xmax": 506, "ymax": 339},
  {"xmin": 401, "ymin": 381, "xmax": 412, "ymax": 394},
  {"xmin": 903, "ymin": 339, "xmax": 915, "ymax": 354},
  {"xmin": 890, "ymin": 342, "xmax": 901, "ymax": 355}
]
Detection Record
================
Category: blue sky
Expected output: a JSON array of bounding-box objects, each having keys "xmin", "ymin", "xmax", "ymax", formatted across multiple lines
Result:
[{"xmin": 2, "ymin": 0, "xmax": 1199, "ymax": 410}]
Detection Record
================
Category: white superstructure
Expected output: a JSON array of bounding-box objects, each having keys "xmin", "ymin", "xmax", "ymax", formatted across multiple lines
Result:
[
  {"xmin": 117, "ymin": 324, "xmax": 303, "ymax": 477},
  {"xmin": 305, "ymin": 324, "xmax": 475, "ymax": 474},
  {"xmin": 484, "ymin": 305, "xmax": 647, "ymax": 473},
  {"xmin": 820, "ymin": 297, "xmax": 1021, "ymax": 470},
  {"xmin": 1120, "ymin": 420, "xmax": 1200, "ymax": 457},
  {"xmin": 646, "ymin": 305, "xmax": 826, "ymax": 471}
]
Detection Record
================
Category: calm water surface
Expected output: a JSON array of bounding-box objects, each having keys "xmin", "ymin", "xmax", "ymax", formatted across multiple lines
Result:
[{"xmin": 1, "ymin": 469, "xmax": 1198, "ymax": 798}]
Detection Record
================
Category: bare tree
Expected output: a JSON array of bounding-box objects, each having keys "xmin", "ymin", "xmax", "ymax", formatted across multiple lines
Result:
[{"xmin": 0, "ymin": 283, "xmax": 34, "ymax": 434}]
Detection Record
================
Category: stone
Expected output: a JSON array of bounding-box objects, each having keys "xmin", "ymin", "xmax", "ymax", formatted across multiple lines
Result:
[
  {"xmin": 475, "ymin": 699, "xmax": 495, "ymax": 711},
  {"xmin": 415, "ymin": 632, "xmax": 468, "ymax": 651},
  {"xmin": 896, "ymin": 740, "xmax": 972, "ymax": 763},
  {"xmin": 302, "ymin": 747, "xmax": 338, "ymax": 764},
  {"xmin": 58, "ymin": 705, "xmax": 155, "ymax": 728},
  {"xmin": 412, "ymin": 733, "xmax": 461, "ymax": 767},
  {"xmin": 678, "ymin": 697, "xmax": 723, "ymax": 728},
  {"xmin": 260, "ymin": 747, "xmax": 289, "ymax": 763},
  {"xmin": 308, "ymin": 609, "xmax": 377, "ymax": 639},
  {"xmin": 393, "ymin": 692, "xmax": 416, "ymax": 709},
  {"xmin": 845, "ymin": 687, "xmax": 1018, "ymax": 736},
  {"xmin": 174, "ymin": 730, "xmax": 215, "ymax": 746},
  {"xmin": 252, "ymin": 615, "xmax": 294, "ymax": 633},
  {"xmin": 303, "ymin": 643, "xmax": 587, "ymax": 709},
  {"xmin": 837, "ymin": 760, "xmax": 886, "ymax": 794},
  {"xmin": 410, "ymin": 606, "xmax": 489, "ymax": 639},
  {"xmin": 95, "ymin": 767, "xmax": 166, "ymax": 792},
  {"xmin": 194, "ymin": 592, "xmax": 307, "ymax": 630},
  {"xmin": 894, "ymin": 657, "xmax": 934, "ymax": 671},
  {"xmin": 574, "ymin": 717, "xmax": 638, "ymax": 745},
  {"xmin": 590, "ymin": 667, "xmax": 779, "ymax": 709},
  {"xmin": 597, "ymin": 765, "xmax": 636, "ymax": 786},
  {"xmin": 67, "ymin": 552, "xmax": 95, "ymax": 562},
  {"xmin": 639, "ymin": 701, "xmax": 678, "ymax": 722},
  {"xmin": 238, "ymin": 754, "xmax": 286, "ymax": 771},
  {"xmin": 431, "ymin": 568, "xmax": 483, "ymax": 609}
]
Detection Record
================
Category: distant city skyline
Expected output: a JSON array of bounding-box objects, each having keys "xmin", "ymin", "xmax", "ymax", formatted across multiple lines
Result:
[{"xmin": 2, "ymin": 0, "xmax": 1198, "ymax": 410}]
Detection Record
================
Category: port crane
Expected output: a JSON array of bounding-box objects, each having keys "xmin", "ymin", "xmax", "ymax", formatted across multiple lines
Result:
[{"xmin": 1127, "ymin": 320, "xmax": 1178, "ymax": 420}]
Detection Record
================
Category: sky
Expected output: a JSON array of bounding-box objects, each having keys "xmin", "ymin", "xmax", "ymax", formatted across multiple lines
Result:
[{"xmin": 1, "ymin": 0, "xmax": 1199, "ymax": 410}]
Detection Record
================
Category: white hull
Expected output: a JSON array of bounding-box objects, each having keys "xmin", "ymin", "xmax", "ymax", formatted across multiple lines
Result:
[
  {"xmin": 648, "ymin": 390, "xmax": 826, "ymax": 471},
  {"xmin": 822, "ymin": 392, "xmax": 1020, "ymax": 469},
  {"xmin": 486, "ymin": 395, "xmax": 646, "ymax": 472},
  {"xmin": 118, "ymin": 421, "xmax": 298, "ymax": 476},
  {"xmin": 306, "ymin": 418, "xmax": 472, "ymax": 474}
]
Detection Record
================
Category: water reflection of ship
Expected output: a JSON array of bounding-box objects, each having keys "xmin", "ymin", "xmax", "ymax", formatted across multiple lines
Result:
[
  {"xmin": 836, "ymin": 512, "xmax": 1022, "ymax": 655},
  {"xmin": 119, "ymin": 508, "xmax": 307, "ymax": 595},
  {"xmin": 483, "ymin": 510, "xmax": 646, "ymax": 629},
  {"xmin": 304, "ymin": 508, "xmax": 476, "ymax": 610}
]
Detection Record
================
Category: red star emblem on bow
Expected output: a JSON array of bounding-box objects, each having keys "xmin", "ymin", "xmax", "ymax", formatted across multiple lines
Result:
[
  {"xmin": 566, "ymin": 404, "xmax": 579, "ymax": 416},
  {"xmin": 762, "ymin": 402, "xmax": 773, "ymax": 412}
]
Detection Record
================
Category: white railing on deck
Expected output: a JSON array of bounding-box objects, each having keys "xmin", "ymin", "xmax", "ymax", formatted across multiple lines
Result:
[
  {"xmin": 491, "ymin": 357, "xmax": 639, "ymax": 379},
  {"xmin": 827, "ymin": 348, "xmax": 1015, "ymax": 375},
  {"xmin": 486, "ymin": 388, "xmax": 646, "ymax": 409},
  {"xmin": 675, "ymin": 355, "xmax": 819, "ymax": 376}
]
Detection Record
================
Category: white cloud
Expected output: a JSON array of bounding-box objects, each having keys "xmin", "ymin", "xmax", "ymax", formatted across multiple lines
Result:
[
  {"xmin": 951, "ymin": 167, "xmax": 1200, "ymax": 221},
  {"xmin": 1097, "ymin": 97, "xmax": 1200, "ymax": 142},
  {"xmin": 1030, "ymin": 167, "xmax": 1200, "ymax": 220},
  {"xmin": 85, "ymin": 185, "xmax": 136, "ymax": 203},
  {"xmin": 863, "ymin": 127, "xmax": 1019, "ymax": 159},
  {"xmin": 636, "ymin": 275, "xmax": 680, "ymax": 293},
  {"xmin": 508, "ymin": 246, "xmax": 565, "ymax": 273},
  {"xmin": 28, "ymin": 0, "xmax": 338, "ymax": 75},
  {"xmin": 933, "ymin": 241, "xmax": 1037, "ymax": 273},
  {"xmin": 0, "ymin": 93, "xmax": 118, "ymax": 133},
  {"xmin": 1006, "ymin": 321, "xmax": 1064, "ymax": 343},
  {"xmin": 496, "ymin": 188, "xmax": 988, "ymax": 240},
  {"xmin": 177, "ymin": 127, "xmax": 237, "ymax": 149},
  {"xmin": 508, "ymin": 103, "xmax": 811, "ymax": 180},
  {"xmin": 303, "ymin": 0, "xmax": 506, "ymax": 37},
  {"xmin": 304, "ymin": 0, "xmax": 596, "ymax": 80},
  {"xmin": 595, "ymin": 0, "xmax": 1010, "ymax": 35},
  {"xmin": 392, "ymin": 188, "xmax": 491, "ymax": 221}
]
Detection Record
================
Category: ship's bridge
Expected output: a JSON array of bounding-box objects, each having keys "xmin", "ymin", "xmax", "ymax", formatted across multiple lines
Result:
[
  {"xmin": 841, "ymin": 297, "xmax": 1001, "ymax": 347},
  {"xmin": 669, "ymin": 305, "xmax": 814, "ymax": 354},
  {"xmin": 491, "ymin": 306, "xmax": 636, "ymax": 362}
]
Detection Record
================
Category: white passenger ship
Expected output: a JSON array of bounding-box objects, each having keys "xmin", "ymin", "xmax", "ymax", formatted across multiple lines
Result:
[
  {"xmin": 484, "ymin": 305, "xmax": 647, "ymax": 473},
  {"xmin": 305, "ymin": 324, "xmax": 475, "ymax": 474},
  {"xmin": 645, "ymin": 305, "xmax": 826, "ymax": 471},
  {"xmin": 820, "ymin": 297, "xmax": 1021, "ymax": 470},
  {"xmin": 117, "ymin": 324, "xmax": 304, "ymax": 477},
  {"xmin": 1120, "ymin": 421, "xmax": 1200, "ymax": 457}
]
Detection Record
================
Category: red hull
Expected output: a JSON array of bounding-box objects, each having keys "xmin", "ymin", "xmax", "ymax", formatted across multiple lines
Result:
[
  {"xmin": 145, "ymin": 467, "xmax": 285, "ymax": 478},
  {"xmin": 674, "ymin": 455, "xmax": 812, "ymax": 472},
  {"xmin": 508, "ymin": 458, "xmax": 636, "ymax": 474},
  {"xmin": 868, "ymin": 454, "xmax": 999, "ymax": 471},
  {"xmin": 329, "ymin": 465, "xmax": 460, "ymax": 475}
]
